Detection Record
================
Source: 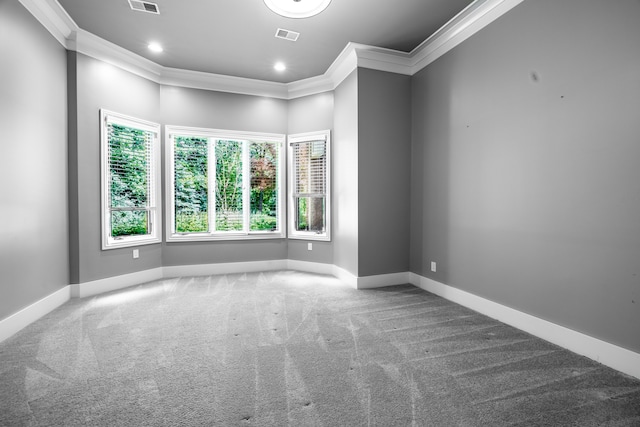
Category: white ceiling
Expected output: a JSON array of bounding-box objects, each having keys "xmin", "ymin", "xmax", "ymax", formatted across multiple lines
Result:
[{"xmin": 55, "ymin": 0, "xmax": 474, "ymax": 83}]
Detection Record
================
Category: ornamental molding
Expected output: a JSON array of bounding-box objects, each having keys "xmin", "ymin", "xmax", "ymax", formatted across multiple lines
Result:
[{"xmin": 20, "ymin": 0, "xmax": 524, "ymax": 99}]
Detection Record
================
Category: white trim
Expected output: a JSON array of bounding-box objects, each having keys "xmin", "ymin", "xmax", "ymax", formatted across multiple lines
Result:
[
  {"xmin": 409, "ymin": 273, "xmax": 640, "ymax": 381},
  {"xmin": 165, "ymin": 126, "xmax": 286, "ymax": 241},
  {"xmin": 0, "ymin": 286, "xmax": 70, "ymax": 343},
  {"xmin": 100, "ymin": 109, "xmax": 162, "ymax": 250},
  {"xmin": 71, "ymin": 29, "xmax": 162, "ymax": 82},
  {"xmin": 22, "ymin": 0, "xmax": 524, "ymax": 99},
  {"xmin": 332, "ymin": 265, "xmax": 358, "ymax": 289},
  {"xmin": 4, "ymin": 263, "xmax": 639, "ymax": 381},
  {"xmin": 163, "ymin": 260, "xmax": 288, "ymax": 278},
  {"xmin": 160, "ymin": 67, "xmax": 289, "ymax": 99},
  {"xmin": 357, "ymin": 272, "xmax": 411, "ymax": 289},
  {"xmin": 409, "ymin": 0, "xmax": 525, "ymax": 74},
  {"xmin": 288, "ymin": 131, "xmax": 331, "ymax": 241},
  {"xmin": 70, "ymin": 267, "xmax": 164, "ymax": 298},
  {"xmin": 18, "ymin": 0, "xmax": 75, "ymax": 47},
  {"xmin": 287, "ymin": 259, "xmax": 334, "ymax": 276}
]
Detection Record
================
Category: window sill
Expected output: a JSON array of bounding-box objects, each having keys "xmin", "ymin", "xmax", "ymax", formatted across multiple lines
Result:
[
  {"xmin": 103, "ymin": 235, "xmax": 161, "ymax": 250},
  {"xmin": 288, "ymin": 233, "xmax": 330, "ymax": 242},
  {"xmin": 166, "ymin": 232, "xmax": 286, "ymax": 243}
]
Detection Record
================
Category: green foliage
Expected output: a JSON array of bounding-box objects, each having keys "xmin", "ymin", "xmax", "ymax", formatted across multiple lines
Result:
[
  {"xmin": 108, "ymin": 124, "xmax": 151, "ymax": 237},
  {"xmin": 112, "ymin": 211, "xmax": 148, "ymax": 237},
  {"xmin": 296, "ymin": 197, "xmax": 308, "ymax": 231},
  {"xmin": 174, "ymin": 136, "xmax": 208, "ymax": 232},
  {"xmin": 250, "ymin": 142, "xmax": 278, "ymax": 231},
  {"xmin": 250, "ymin": 213, "xmax": 277, "ymax": 231},
  {"xmin": 176, "ymin": 212, "xmax": 208, "ymax": 233},
  {"xmin": 215, "ymin": 140, "xmax": 243, "ymax": 231}
]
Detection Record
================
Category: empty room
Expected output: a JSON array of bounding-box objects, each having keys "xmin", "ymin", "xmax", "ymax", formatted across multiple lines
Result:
[{"xmin": 1, "ymin": 0, "xmax": 639, "ymax": 424}]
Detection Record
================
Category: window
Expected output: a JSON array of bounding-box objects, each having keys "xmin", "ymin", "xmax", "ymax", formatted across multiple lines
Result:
[
  {"xmin": 100, "ymin": 110, "xmax": 161, "ymax": 249},
  {"xmin": 288, "ymin": 130, "xmax": 331, "ymax": 241},
  {"xmin": 166, "ymin": 126, "xmax": 285, "ymax": 241}
]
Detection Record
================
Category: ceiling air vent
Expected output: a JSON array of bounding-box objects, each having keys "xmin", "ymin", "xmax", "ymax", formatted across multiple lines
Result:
[
  {"xmin": 128, "ymin": 0, "xmax": 160, "ymax": 14},
  {"xmin": 275, "ymin": 28, "xmax": 300, "ymax": 42}
]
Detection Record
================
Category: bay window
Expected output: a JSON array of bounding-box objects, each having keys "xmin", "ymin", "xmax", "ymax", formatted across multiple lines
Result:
[{"xmin": 166, "ymin": 126, "xmax": 285, "ymax": 241}]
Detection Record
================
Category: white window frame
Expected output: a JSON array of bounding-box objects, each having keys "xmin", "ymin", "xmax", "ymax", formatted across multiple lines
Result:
[
  {"xmin": 288, "ymin": 130, "xmax": 331, "ymax": 241},
  {"xmin": 100, "ymin": 109, "xmax": 162, "ymax": 250},
  {"xmin": 165, "ymin": 125, "xmax": 286, "ymax": 242}
]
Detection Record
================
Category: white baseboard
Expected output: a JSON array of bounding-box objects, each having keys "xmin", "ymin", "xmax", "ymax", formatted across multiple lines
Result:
[
  {"xmin": 4, "ymin": 263, "xmax": 638, "ymax": 381},
  {"xmin": 357, "ymin": 271, "xmax": 411, "ymax": 289},
  {"xmin": 287, "ymin": 259, "xmax": 334, "ymax": 276},
  {"xmin": 332, "ymin": 265, "xmax": 358, "ymax": 288},
  {"xmin": 0, "ymin": 285, "xmax": 70, "ymax": 343},
  {"xmin": 163, "ymin": 260, "xmax": 288, "ymax": 278},
  {"xmin": 409, "ymin": 272, "xmax": 640, "ymax": 381},
  {"xmin": 70, "ymin": 267, "xmax": 164, "ymax": 298}
]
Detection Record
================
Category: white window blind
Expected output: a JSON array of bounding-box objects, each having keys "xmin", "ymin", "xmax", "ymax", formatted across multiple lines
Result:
[{"xmin": 293, "ymin": 140, "xmax": 327, "ymax": 196}]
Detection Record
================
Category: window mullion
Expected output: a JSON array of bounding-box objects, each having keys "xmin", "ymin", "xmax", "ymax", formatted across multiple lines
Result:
[
  {"xmin": 243, "ymin": 140, "xmax": 251, "ymax": 234},
  {"xmin": 209, "ymin": 138, "xmax": 216, "ymax": 233}
]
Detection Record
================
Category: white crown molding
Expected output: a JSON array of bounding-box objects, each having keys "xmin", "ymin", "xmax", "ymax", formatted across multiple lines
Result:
[
  {"xmin": 160, "ymin": 67, "xmax": 290, "ymax": 99},
  {"xmin": 71, "ymin": 29, "xmax": 163, "ymax": 82},
  {"xmin": 408, "ymin": 0, "xmax": 525, "ymax": 74},
  {"xmin": 19, "ymin": 0, "xmax": 75, "ymax": 47},
  {"xmin": 21, "ymin": 0, "xmax": 524, "ymax": 99}
]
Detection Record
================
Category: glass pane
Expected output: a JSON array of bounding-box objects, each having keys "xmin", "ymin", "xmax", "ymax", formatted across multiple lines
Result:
[
  {"xmin": 108, "ymin": 123, "xmax": 151, "ymax": 209},
  {"xmin": 295, "ymin": 196, "xmax": 325, "ymax": 233},
  {"xmin": 250, "ymin": 142, "xmax": 278, "ymax": 231},
  {"xmin": 174, "ymin": 136, "xmax": 208, "ymax": 233},
  {"xmin": 111, "ymin": 210, "xmax": 148, "ymax": 237},
  {"xmin": 215, "ymin": 140, "xmax": 243, "ymax": 231}
]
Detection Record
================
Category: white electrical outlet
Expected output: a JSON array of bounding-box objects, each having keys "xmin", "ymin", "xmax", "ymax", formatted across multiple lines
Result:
[
  {"xmin": 307, "ymin": 243, "xmax": 313, "ymax": 251},
  {"xmin": 431, "ymin": 261, "xmax": 436, "ymax": 272},
  {"xmin": 133, "ymin": 249, "xmax": 139, "ymax": 259}
]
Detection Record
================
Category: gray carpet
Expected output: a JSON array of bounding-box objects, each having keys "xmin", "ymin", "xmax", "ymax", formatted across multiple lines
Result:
[{"xmin": 1, "ymin": 270, "xmax": 639, "ymax": 426}]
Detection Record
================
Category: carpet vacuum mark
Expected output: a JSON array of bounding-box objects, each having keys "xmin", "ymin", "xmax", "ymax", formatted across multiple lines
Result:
[{"xmin": 1, "ymin": 270, "xmax": 639, "ymax": 426}]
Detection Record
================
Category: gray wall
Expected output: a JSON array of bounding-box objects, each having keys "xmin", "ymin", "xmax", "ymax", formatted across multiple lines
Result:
[
  {"xmin": 69, "ymin": 53, "xmax": 163, "ymax": 283},
  {"xmin": 410, "ymin": 0, "xmax": 640, "ymax": 353},
  {"xmin": 358, "ymin": 69, "xmax": 411, "ymax": 277},
  {"xmin": 0, "ymin": 1, "xmax": 69, "ymax": 319},
  {"xmin": 332, "ymin": 71, "xmax": 359, "ymax": 275},
  {"xmin": 287, "ymin": 92, "xmax": 334, "ymax": 264},
  {"xmin": 160, "ymin": 85, "xmax": 289, "ymax": 266}
]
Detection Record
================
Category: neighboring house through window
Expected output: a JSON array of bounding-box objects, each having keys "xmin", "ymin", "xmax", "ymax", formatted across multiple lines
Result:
[{"xmin": 288, "ymin": 130, "xmax": 331, "ymax": 241}]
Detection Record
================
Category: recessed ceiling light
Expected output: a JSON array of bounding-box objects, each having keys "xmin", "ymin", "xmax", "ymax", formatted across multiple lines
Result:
[
  {"xmin": 274, "ymin": 62, "xmax": 286, "ymax": 72},
  {"xmin": 264, "ymin": 0, "xmax": 331, "ymax": 19},
  {"xmin": 148, "ymin": 42, "xmax": 163, "ymax": 53}
]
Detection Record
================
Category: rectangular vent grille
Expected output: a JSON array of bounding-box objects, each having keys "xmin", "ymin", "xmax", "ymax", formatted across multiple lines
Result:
[
  {"xmin": 129, "ymin": 0, "xmax": 160, "ymax": 14},
  {"xmin": 275, "ymin": 28, "xmax": 300, "ymax": 42}
]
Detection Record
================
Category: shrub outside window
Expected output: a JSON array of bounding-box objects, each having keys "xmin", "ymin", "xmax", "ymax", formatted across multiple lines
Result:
[
  {"xmin": 166, "ymin": 126, "xmax": 285, "ymax": 241},
  {"xmin": 100, "ymin": 110, "xmax": 161, "ymax": 249},
  {"xmin": 288, "ymin": 130, "xmax": 331, "ymax": 241}
]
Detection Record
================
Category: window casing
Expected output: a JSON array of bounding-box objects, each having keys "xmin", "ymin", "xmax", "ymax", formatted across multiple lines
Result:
[
  {"xmin": 166, "ymin": 126, "xmax": 285, "ymax": 241},
  {"xmin": 288, "ymin": 130, "xmax": 331, "ymax": 241},
  {"xmin": 100, "ymin": 110, "xmax": 161, "ymax": 249}
]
